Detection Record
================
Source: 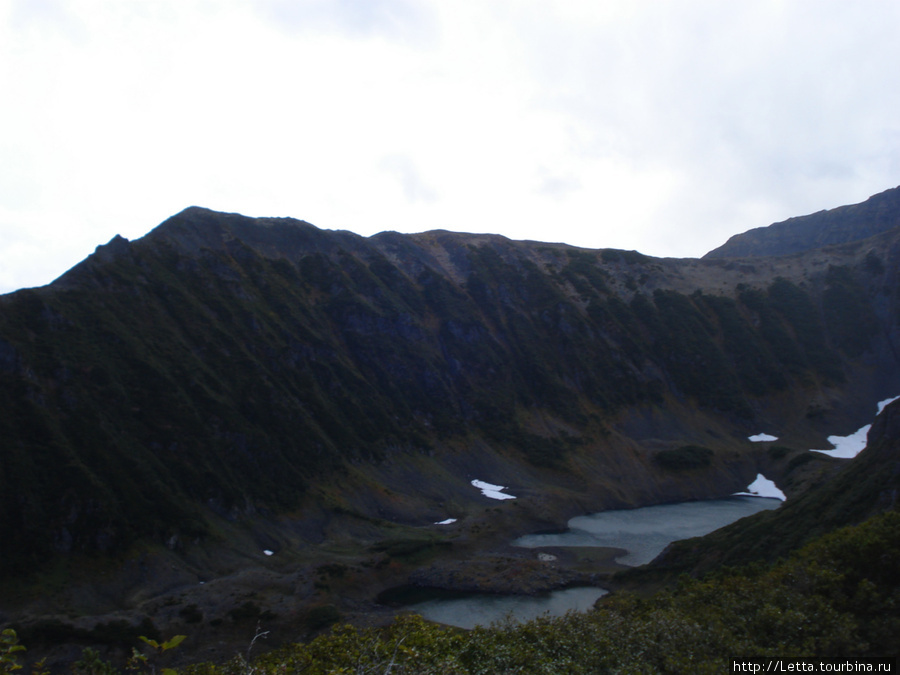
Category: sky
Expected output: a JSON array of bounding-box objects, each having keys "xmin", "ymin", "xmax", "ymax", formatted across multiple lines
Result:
[{"xmin": 2, "ymin": 0, "xmax": 900, "ymax": 294}]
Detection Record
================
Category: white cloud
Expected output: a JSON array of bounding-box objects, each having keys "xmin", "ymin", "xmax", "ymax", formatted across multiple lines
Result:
[
  {"xmin": 252, "ymin": 0, "xmax": 436, "ymax": 43},
  {"xmin": 2, "ymin": 0, "xmax": 900, "ymax": 292},
  {"xmin": 380, "ymin": 154, "xmax": 437, "ymax": 204}
]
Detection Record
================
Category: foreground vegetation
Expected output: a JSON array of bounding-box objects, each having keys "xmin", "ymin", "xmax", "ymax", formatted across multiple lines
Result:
[{"xmin": 6, "ymin": 511, "xmax": 896, "ymax": 674}]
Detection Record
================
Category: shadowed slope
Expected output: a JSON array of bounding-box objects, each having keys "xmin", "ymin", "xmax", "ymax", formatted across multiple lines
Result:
[{"xmin": 1, "ymin": 205, "xmax": 900, "ymax": 580}]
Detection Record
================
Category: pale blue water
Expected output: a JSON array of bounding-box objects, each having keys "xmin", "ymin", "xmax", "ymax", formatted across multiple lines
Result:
[
  {"xmin": 406, "ymin": 496, "xmax": 780, "ymax": 628},
  {"xmin": 406, "ymin": 586, "xmax": 607, "ymax": 629},
  {"xmin": 513, "ymin": 495, "xmax": 781, "ymax": 566}
]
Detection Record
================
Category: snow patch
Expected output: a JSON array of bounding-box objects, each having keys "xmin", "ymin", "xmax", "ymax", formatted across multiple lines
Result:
[
  {"xmin": 435, "ymin": 518, "xmax": 457, "ymax": 525},
  {"xmin": 734, "ymin": 473, "xmax": 786, "ymax": 501},
  {"xmin": 748, "ymin": 433, "xmax": 778, "ymax": 442},
  {"xmin": 471, "ymin": 479, "xmax": 516, "ymax": 500},
  {"xmin": 263, "ymin": 549, "xmax": 274, "ymax": 556},
  {"xmin": 877, "ymin": 395, "xmax": 900, "ymax": 414},
  {"xmin": 809, "ymin": 395, "xmax": 899, "ymax": 459},
  {"xmin": 811, "ymin": 425, "xmax": 871, "ymax": 459}
]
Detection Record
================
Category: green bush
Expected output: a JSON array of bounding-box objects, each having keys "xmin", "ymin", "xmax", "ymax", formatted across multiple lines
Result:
[{"xmin": 654, "ymin": 445, "xmax": 714, "ymax": 470}]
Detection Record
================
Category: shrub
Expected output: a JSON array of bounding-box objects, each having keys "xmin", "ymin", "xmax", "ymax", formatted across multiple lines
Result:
[{"xmin": 654, "ymin": 445, "xmax": 714, "ymax": 470}]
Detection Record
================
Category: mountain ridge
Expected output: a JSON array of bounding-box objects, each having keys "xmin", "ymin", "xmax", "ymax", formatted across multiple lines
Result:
[
  {"xmin": 4, "ymin": 202, "xmax": 900, "ymax": 564},
  {"xmin": 704, "ymin": 185, "xmax": 900, "ymax": 258},
  {"xmin": 3, "ymin": 193, "xmax": 900, "ymax": 663}
]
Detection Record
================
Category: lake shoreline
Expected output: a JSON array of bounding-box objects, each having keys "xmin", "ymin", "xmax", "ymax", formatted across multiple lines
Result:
[
  {"xmin": 3, "ymin": 494, "xmax": 783, "ymax": 668},
  {"xmin": 374, "ymin": 495, "xmax": 783, "ymax": 630},
  {"xmin": 398, "ymin": 543, "xmax": 630, "ymax": 597}
]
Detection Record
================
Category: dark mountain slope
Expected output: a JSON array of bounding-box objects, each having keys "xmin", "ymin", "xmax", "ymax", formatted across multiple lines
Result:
[
  {"xmin": 1, "ymin": 205, "xmax": 900, "ymax": 584},
  {"xmin": 640, "ymin": 397, "xmax": 900, "ymax": 581},
  {"xmin": 705, "ymin": 185, "xmax": 900, "ymax": 258}
]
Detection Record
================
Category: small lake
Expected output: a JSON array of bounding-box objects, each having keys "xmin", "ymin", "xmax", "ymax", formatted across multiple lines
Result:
[
  {"xmin": 403, "ymin": 495, "xmax": 781, "ymax": 628},
  {"xmin": 404, "ymin": 586, "xmax": 607, "ymax": 630},
  {"xmin": 513, "ymin": 495, "xmax": 782, "ymax": 566}
]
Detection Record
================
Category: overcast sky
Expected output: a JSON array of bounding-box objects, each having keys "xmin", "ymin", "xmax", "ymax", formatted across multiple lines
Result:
[{"xmin": 2, "ymin": 1, "xmax": 900, "ymax": 293}]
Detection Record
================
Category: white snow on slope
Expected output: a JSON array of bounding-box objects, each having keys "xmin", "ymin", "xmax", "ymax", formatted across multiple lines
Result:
[
  {"xmin": 471, "ymin": 479, "xmax": 516, "ymax": 500},
  {"xmin": 733, "ymin": 473, "xmax": 786, "ymax": 501},
  {"xmin": 878, "ymin": 395, "xmax": 900, "ymax": 414},
  {"xmin": 809, "ymin": 395, "xmax": 899, "ymax": 459},
  {"xmin": 748, "ymin": 433, "xmax": 778, "ymax": 442},
  {"xmin": 435, "ymin": 518, "xmax": 457, "ymax": 525},
  {"xmin": 811, "ymin": 425, "xmax": 871, "ymax": 459}
]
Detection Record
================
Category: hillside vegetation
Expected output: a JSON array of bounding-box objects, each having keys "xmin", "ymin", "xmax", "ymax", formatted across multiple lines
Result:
[
  {"xmin": 199, "ymin": 511, "xmax": 900, "ymax": 672},
  {"xmin": 3, "ymin": 198, "xmax": 900, "ymax": 666},
  {"xmin": 2, "ymin": 207, "xmax": 899, "ymax": 577}
]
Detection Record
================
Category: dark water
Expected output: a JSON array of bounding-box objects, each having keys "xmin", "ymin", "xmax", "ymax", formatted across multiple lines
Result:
[
  {"xmin": 404, "ymin": 496, "xmax": 780, "ymax": 628},
  {"xmin": 513, "ymin": 495, "xmax": 782, "ymax": 566}
]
